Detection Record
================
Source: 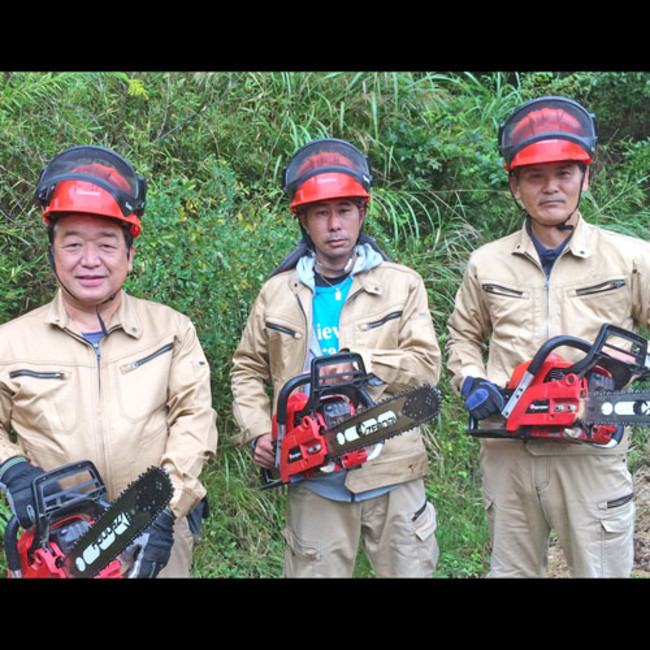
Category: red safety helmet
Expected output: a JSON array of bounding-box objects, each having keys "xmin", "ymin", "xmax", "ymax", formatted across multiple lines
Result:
[
  {"xmin": 36, "ymin": 145, "xmax": 146, "ymax": 237},
  {"xmin": 283, "ymin": 138, "xmax": 372, "ymax": 213},
  {"xmin": 499, "ymin": 97, "xmax": 597, "ymax": 172}
]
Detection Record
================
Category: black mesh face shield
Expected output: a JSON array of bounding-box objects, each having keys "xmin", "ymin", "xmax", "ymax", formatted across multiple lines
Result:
[
  {"xmin": 282, "ymin": 138, "xmax": 372, "ymax": 201},
  {"xmin": 36, "ymin": 145, "xmax": 147, "ymax": 218},
  {"xmin": 498, "ymin": 97, "xmax": 597, "ymax": 171}
]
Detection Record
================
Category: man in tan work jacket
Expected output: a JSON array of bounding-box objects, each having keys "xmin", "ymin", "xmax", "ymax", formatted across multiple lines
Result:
[
  {"xmin": 446, "ymin": 96, "xmax": 650, "ymax": 577},
  {"xmin": 231, "ymin": 138, "xmax": 441, "ymax": 577},
  {"xmin": 0, "ymin": 145, "xmax": 218, "ymax": 578}
]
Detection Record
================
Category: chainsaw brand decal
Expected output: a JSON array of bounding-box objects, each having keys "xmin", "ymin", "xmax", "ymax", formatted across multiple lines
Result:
[
  {"xmin": 74, "ymin": 511, "xmax": 133, "ymax": 573},
  {"xmin": 334, "ymin": 410, "xmax": 397, "ymax": 448},
  {"xmin": 526, "ymin": 400, "xmax": 549, "ymax": 413}
]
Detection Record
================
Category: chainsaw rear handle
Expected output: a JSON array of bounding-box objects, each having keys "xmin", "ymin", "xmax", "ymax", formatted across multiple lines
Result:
[
  {"xmin": 275, "ymin": 352, "xmax": 376, "ymax": 427},
  {"xmin": 6, "ymin": 460, "xmax": 110, "ymax": 570},
  {"xmin": 565, "ymin": 323, "xmax": 650, "ymax": 383}
]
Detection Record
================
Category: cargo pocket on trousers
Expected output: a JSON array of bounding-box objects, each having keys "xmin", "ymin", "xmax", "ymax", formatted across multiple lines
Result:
[
  {"xmin": 597, "ymin": 493, "xmax": 635, "ymax": 576},
  {"xmin": 413, "ymin": 501, "xmax": 437, "ymax": 541},
  {"xmin": 282, "ymin": 527, "xmax": 321, "ymax": 576},
  {"xmin": 413, "ymin": 501, "xmax": 440, "ymax": 572}
]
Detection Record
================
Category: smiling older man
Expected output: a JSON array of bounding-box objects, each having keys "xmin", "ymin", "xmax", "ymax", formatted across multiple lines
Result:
[{"xmin": 0, "ymin": 145, "xmax": 217, "ymax": 578}]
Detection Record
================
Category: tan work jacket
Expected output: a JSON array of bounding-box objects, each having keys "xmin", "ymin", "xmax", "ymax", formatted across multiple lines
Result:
[
  {"xmin": 0, "ymin": 290, "xmax": 218, "ymax": 518},
  {"xmin": 446, "ymin": 215, "xmax": 650, "ymax": 455},
  {"xmin": 231, "ymin": 260, "xmax": 441, "ymax": 493}
]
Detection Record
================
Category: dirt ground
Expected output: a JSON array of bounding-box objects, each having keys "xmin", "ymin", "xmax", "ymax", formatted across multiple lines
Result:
[{"xmin": 547, "ymin": 465, "xmax": 650, "ymax": 578}]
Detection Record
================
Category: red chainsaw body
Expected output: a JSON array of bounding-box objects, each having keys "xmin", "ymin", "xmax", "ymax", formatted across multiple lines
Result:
[
  {"xmin": 468, "ymin": 324, "xmax": 650, "ymax": 447},
  {"xmin": 503, "ymin": 353, "xmax": 618, "ymax": 445},
  {"xmin": 10, "ymin": 514, "xmax": 124, "ymax": 579},
  {"xmin": 272, "ymin": 392, "xmax": 368, "ymax": 484}
]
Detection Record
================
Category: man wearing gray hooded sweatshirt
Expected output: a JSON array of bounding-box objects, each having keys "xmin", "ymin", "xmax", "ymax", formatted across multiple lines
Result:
[{"xmin": 231, "ymin": 138, "xmax": 441, "ymax": 578}]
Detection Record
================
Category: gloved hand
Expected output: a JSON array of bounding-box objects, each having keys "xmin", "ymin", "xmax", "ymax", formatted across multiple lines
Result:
[
  {"xmin": 126, "ymin": 508, "xmax": 175, "ymax": 579},
  {"xmin": 461, "ymin": 377, "xmax": 505, "ymax": 420},
  {"xmin": 0, "ymin": 456, "xmax": 47, "ymax": 528}
]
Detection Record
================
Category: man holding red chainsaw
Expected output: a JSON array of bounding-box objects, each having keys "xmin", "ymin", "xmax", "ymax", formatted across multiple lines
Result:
[
  {"xmin": 231, "ymin": 138, "xmax": 441, "ymax": 577},
  {"xmin": 446, "ymin": 96, "xmax": 650, "ymax": 577},
  {"xmin": 0, "ymin": 146, "xmax": 218, "ymax": 578}
]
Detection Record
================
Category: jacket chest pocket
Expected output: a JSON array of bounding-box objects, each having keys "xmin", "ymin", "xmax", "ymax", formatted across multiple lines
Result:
[
  {"xmin": 265, "ymin": 319, "xmax": 305, "ymax": 375},
  {"xmin": 116, "ymin": 342, "xmax": 174, "ymax": 422},
  {"xmin": 9, "ymin": 368, "xmax": 79, "ymax": 435},
  {"xmin": 481, "ymin": 283, "xmax": 533, "ymax": 333},
  {"xmin": 353, "ymin": 309, "xmax": 403, "ymax": 349},
  {"xmin": 567, "ymin": 278, "xmax": 629, "ymax": 324}
]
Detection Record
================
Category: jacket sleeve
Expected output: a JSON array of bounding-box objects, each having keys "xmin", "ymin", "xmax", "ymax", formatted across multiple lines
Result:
[
  {"xmin": 631, "ymin": 245, "xmax": 650, "ymax": 330},
  {"xmin": 161, "ymin": 320, "xmax": 218, "ymax": 519},
  {"xmin": 230, "ymin": 290, "xmax": 274, "ymax": 447},
  {"xmin": 0, "ymin": 392, "xmax": 28, "ymax": 462},
  {"xmin": 350, "ymin": 273, "xmax": 441, "ymax": 393},
  {"xmin": 445, "ymin": 257, "xmax": 492, "ymax": 393}
]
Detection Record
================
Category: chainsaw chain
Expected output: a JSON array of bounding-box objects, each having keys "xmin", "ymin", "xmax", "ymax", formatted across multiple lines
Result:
[
  {"xmin": 61, "ymin": 466, "xmax": 173, "ymax": 578},
  {"xmin": 323, "ymin": 384, "xmax": 442, "ymax": 459},
  {"xmin": 584, "ymin": 388, "xmax": 650, "ymax": 426}
]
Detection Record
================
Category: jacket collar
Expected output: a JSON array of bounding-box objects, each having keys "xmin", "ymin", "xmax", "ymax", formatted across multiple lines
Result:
[
  {"xmin": 512, "ymin": 213, "xmax": 592, "ymax": 261},
  {"xmin": 46, "ymin": 289, "xmax": 143, "ymax": 339},
  {"xmin": 294, "ymin": 243, "xmax": 384, "ymax": 292}
]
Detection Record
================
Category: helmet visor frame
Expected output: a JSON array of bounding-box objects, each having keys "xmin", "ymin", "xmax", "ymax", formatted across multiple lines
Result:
[
  {"xmin": 283, "ymin": 138, "xmax": 372, "ymax": 202},
  {"xmin": 36, "ymin": 145, "xmax": 146, "ymax": 218},
  {"xmin": 499, "ymin": 96, "xmax": 598, "ymax": 171}
]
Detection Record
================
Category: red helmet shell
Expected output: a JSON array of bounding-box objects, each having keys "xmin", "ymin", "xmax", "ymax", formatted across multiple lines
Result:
[
  {"xmin": 43, "ymin": 176, "xmax": 142, "ymax": 237},
  {"xmin": 507, "ymin": 139, "xmax": 593, "ymax": 170},
  {"xmin": 290, "ymin": 172, "xmax": 370, "ymax": 213}
]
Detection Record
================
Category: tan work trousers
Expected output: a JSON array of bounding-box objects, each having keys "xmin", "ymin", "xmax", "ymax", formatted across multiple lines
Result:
[
  {"xmin": 156, "ymin": 516, "xmax": 194, "ymax": 578},
  {"xmin": 283, "ymin": 478, "xmax": 439, "ymax": 578},
  {"xmin": 480, "ymin": 440, "xmax": 635, "ymax": 578}
]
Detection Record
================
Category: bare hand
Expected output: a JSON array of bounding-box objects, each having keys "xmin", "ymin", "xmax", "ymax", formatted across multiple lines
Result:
[
  {"xmin": 319, "ymin": 362, "xmax": 356, "ymax": 385},
  {"xmin": 253, "ymin": 432, "xmax": 276, "ymax": 470}
]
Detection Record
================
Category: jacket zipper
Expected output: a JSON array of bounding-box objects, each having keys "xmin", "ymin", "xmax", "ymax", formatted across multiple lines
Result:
[
  {"xmin": 575, "ymin": 279, "xmax": 626, "ymax": 296},
  {"xmin": 265, "ymin": 322, "xmax": 300, "ymax": 338},
  {"xmin": 122, "ymin": 342, "xmax": 174, "ymax": 372},
  {"xmin": 9, "ymin": 369, "xmax": 65, "ymax": 379},
  {"xmin": 363, "ymin": 310, "xmax": 403, "ymax": 330},
  {"xmin": 481, "ymin": 283, "xmax": 525, "ymax": 298}
]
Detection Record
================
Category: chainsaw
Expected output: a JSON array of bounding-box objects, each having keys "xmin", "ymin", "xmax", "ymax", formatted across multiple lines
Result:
[
  {"xmin": 467, "ymin": 323, "xmax": 650, "ymax": 448},
  {"xmin": 4, "ymin": 459, "xmax": 173, "ymax": 578},
  {"xmin": 261, "ymin": 351, "xmax": 442, "ymax": 488}
]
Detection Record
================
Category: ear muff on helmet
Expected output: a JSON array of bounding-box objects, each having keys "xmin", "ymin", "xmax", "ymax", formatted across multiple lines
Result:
[
  {"xmin": 283, "ymin": 138, "xmax": 372, "ymax": 213},
  {"xmin": 36, "ymin": 145, "xmax": 146, "ymax": 237},
  {"xmin": 499, "ymin": 96, "xmax": 597, "ymax": 172}
]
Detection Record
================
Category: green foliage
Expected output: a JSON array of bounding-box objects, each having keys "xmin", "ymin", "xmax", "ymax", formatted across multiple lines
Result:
[{"xmin": 2, "ymin": 71, "xmax": 650, "ymax": 579}]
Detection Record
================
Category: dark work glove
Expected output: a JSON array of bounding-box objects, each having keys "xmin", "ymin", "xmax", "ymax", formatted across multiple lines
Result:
[
  {"xmin": 0, "ymin": 456, "xmax": 46, "ymax": 528},
  {"xmin": 461, "ymin": 377, "xmax": 505, "ymax": 420},
  {"xmin": 126, "ymin": 508, "xmax": 175, "ymax": 579}
]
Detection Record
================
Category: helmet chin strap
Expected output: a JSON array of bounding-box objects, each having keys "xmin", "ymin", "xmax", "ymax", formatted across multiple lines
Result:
[
  {"xmin": 555, "ymin": 166, "xmax": 587, "ymax": 232},
  {"xmin": 315, "ymin": 252, "xmax": 357, "ymax": 276}
]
